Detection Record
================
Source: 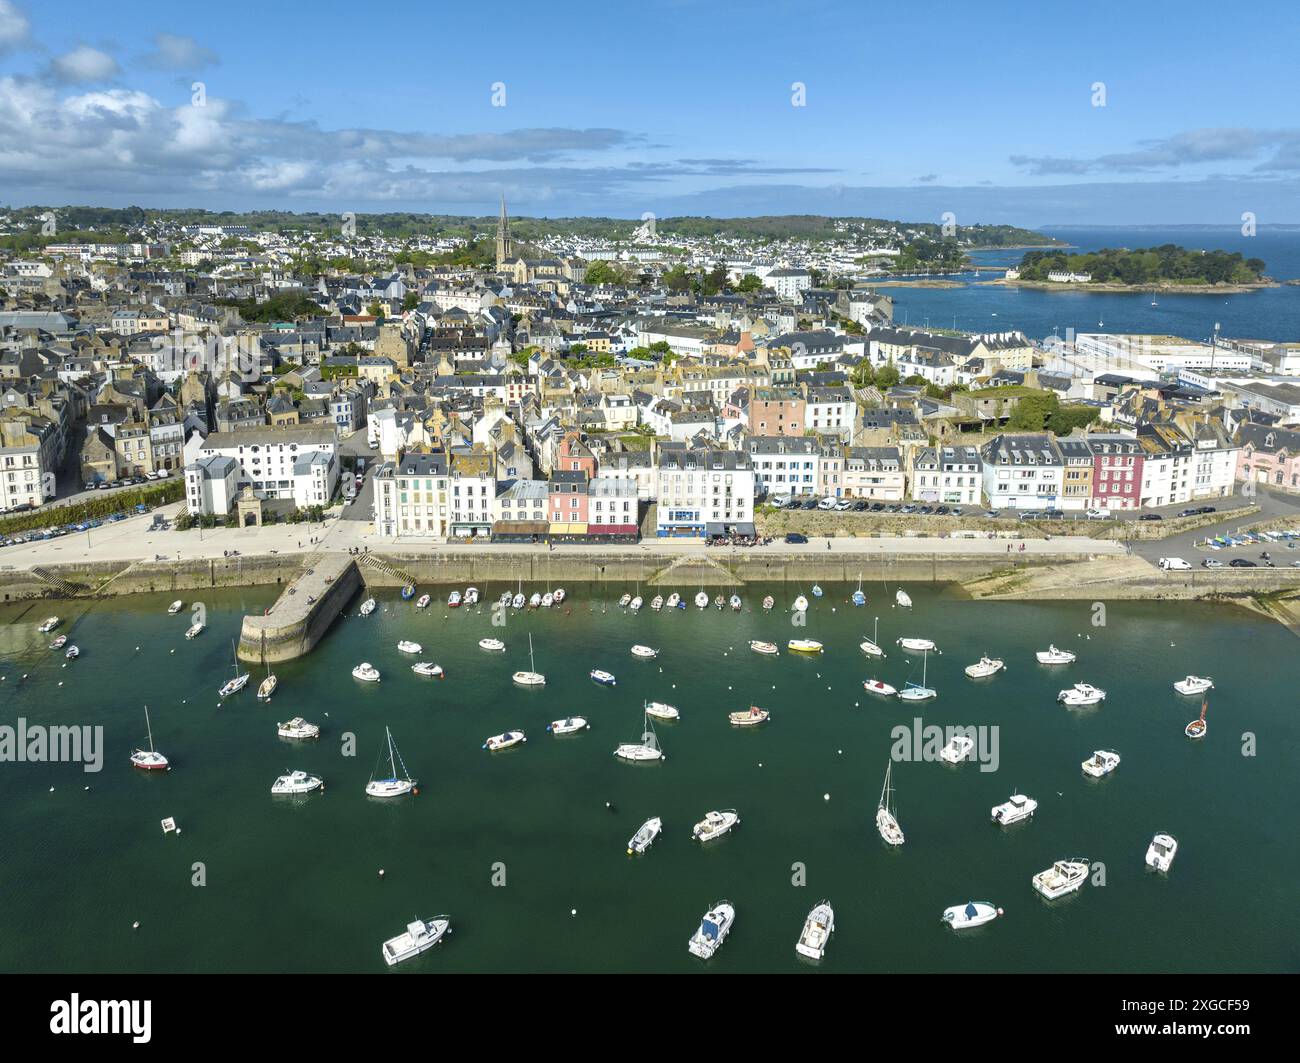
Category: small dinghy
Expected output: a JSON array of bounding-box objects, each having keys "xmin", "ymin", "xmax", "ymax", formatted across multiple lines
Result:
[
  {"xmin": 528, "ymin": 592, "xmax": 542, "ymax": 609},
  {"xmin": 695, "ymin": 591, "xmax": 710, "ymax": 609},
  {"xmin": 1145, "ymin": 833, "xmax": 1178, "ymax": 873},
  {"xmin": 552, "ymin": 588, "xmax": 566, "ymax": 604},
  {"xmin": 811, "ymin": 585, "xmax": 823, "ymax": 598},
  {"xmin": 650, "ymin": 595, "xmax": 664, "ymax": 611},
  {"xmin": 411, "ymin": 662, "xmax": 444, "ymax": 678},
  {"xmin": 618, "ymin": 593, "xmax": 632, "ymax": 608},
  {"xmin": 1185, "ymin": 698, "xmax": 1208, "ymax": 739},
  {"xmin": 788, "ymin": 639, "xmax": 823, "ymax": 654},
  {"xmin": 401, "ymin": 584, "xmax": 416, "ymax": 601},
  {"xmin": 64, "ymin": 645, "xmax": 80, "ymax": 660},
  {"xmin": 359, "ymin": 599, "xmax": 376, "ymax": 617},
  {"xmin": 630, "ymin": 644, "xmax": 659, "ymax": 659},
  {"xmin": 629, "ymin": 595, "xmax": 643, "ymax": 611},
  {"xmin": 895, "ymin": 589, "xmax": 912, "ymax": 608},
  {"xmin": 1036, "ymin": 644, "xmax": 1075, "ymax": 665},
  {"xmin": 271, "ymin": 770, "xmax": 323, "ymax": 796},
  {"xmin": 1173, "ymin": 675, "xmax": 1213, "ymax": 696},
  {"xmin": 1081, "ymin": 749, "xmax": 1121, "ymax": 778},
  {"xmin": 964, "ymin": 656, "xmax": 1004, "ymax": 679},
  {"xmin": 478, "ymin": 638, "xmax": 505, "ymax": 652},
  {"xmin": 185, "ymin": 622, "xmax": 204, "ymax": 640},
  {"xmin": 729, "ymin": 594, "xmax": 743, "ymax": 611},
  {"xmin": 483, "ymin": 730, "xmax": 526, "ymax": 751},
  {"xmin": 277, "ymin": 717, "xmax": 320, "ymax": 740},
  {"xmin": 381, "ymin": 917, "xmax": 450, "ymax": 967},
  {"xmin": 687, "ymin": 901, "xmax": 735, "ymax": 960},
  {"xmin": 749, "ymin": 640, "xmax": 779, "ymax": 656},
  {"xmin": 547, "ymin": 717, "xmax": 588, "ymax": 736},
  {"xmin": 692, "ymin": 809, "xmax": 739, "ymax": 842},
  {"xmin": 464, "ymin": 587, "xmax": 479, "ymax": 605},
  {"xmin": 729, "ymin": 705, "xmax": 770, "ymax": 726},
  {"xmin": 50, "ymin": 634, "xmax": 68, "ymax": 650},
  {"xmin": 713, "ymin": 595, "xmax": 725, "ymax": 610},
  {"xmin": 168, "ymin": 600, "xmax": 184, "ymax": 615},
  {"xmin": 397, "ymin": 640, "xmax": 423, "ymax": 654},
  {"xmin": 627, "ymin": 816, "xmax": 662, "ymax": 855},
  {"xmin": 590, "ymin": 669, "xmax": 617, "ymax": 687},
  {"xmin": 542, "ymin": 592, "xmax": 555, "ymax": 609},
  {"xmin": 645, "ymin": 701, "xmax": 679, "ymax": 721},
  {"xmin": 762, "ymin": 595, "xmax": 775, "ymax": 610},
  {"xmin": 666, "ymin": 593, "xmax": 681, "ymax": 609},
  {"xmin": 415, "ymin": 594, "xmax": 431, "ymax": 609},
  {"xmin": 863, "ymin": 678, "xmax": 897, "ymax": 697},
  {"xmin": 512, "ymin": 592, "xmax": 525, "ymax": 609},
  {"xmin": 352, "ymin": 662, "xmax": 381, "ymax": 682},
  {"xmin": 795, "ymin": 901, "xmax": 834, "ymax": 960},
  {"xmin": 792, "ymin": 594, "xmax": 809, "ymax": 613},
  {"xmin": 942, "ymin": 901, "xmax": 1001, "ymax": 930}
]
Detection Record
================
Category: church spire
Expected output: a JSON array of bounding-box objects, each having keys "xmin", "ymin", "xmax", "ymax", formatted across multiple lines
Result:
[{"xmin": 495, "ymin": 195, "xmax": 513, "ymax": 270}]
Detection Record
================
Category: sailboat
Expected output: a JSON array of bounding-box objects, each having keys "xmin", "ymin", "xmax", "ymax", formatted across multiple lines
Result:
[
  {"xmin": 614, "ymin": 706, "xmax": 665, "ymax": 762},
  {"xmin": 1185, "ymin": 697, "xmax": 1208, "ymax": 739},
  {"xmin": 365, "ymin": 727, "xmax": 416, "ymax": 797},
  {"xmin": 852, "ymin": 573, "xmax": 866, "ymax": 607},
  {"xmin": 895, "ymin": 588, "xmax": 912, "ymax": 608},
  {"xmin": 876, "ymin": 761, "xmax": 904, "ymax": 845},
  {"xmin": 860, "ymin": 616, "xmax": 885, "ymax": 658},
  {"xmin": 257, "ymin": 661, "xmax": 278, "ymax": 700},
  {"xmin": 897, "ymin": 647, "xmax": 936, "ymax": 701},
  {"xmin": 512, "ymin": 633, "xmax": 545, "ymax": 686},
  {"xmin": 129, "ymin": 705, "xmax": 169, "ymax": 771},
  {"xmin": 218, "ymin": 641, "xmax": 249, "ymax": 698}
]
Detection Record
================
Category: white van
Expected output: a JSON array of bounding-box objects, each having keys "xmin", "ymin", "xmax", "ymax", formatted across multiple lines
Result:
[{"xmin": 1158, "ymin": 557, "xmax": 1191, "ymax": 570}]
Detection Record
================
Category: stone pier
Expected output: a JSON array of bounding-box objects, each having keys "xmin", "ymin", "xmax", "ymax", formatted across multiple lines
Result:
[{"xmin": 237, "ymin": 554, "xmax": 360, "ymax": 663}]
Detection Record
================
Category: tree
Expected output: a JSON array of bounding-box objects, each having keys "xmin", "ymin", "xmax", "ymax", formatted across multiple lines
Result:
[
  {"xmin": 584, "ymin": 260, "xmax": 626, "ymax": 285},
  {"xmin": 735, "ymin": 274, "xmax": 764, "ymax": 293},
  {"xmin": 850, "ymin": 361, "xmax": 875, "ymax": 388},
  {"xmin": 875, "ymin": 363, "xmax": 900, "ymax": 389},
  {"xmin": 1047, "ymin": 404, "xmax": 1101, "ymax": 436},
  {"xmin": 1006, "ymin": 391, "xmax": 1059, "ymax": 431},
  {"xmin": 661, "ymin": 266, "xmax": 693, "ymax": 293},
  {"xmin": 402, "ymin": 292, "xmax": 420, "ymax": 312}
]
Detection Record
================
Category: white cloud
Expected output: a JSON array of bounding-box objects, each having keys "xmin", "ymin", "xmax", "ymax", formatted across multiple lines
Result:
[
  {"xmin": 0, "ymin": 0, "xmax": 31, "ymax": 55},
  {"xmin": 140, "ymin": 32, "xmax": 218, "ymax": 70},
  {"xmin": 49, "ymin": 46, "xmax": 122, "ymax": 84}
]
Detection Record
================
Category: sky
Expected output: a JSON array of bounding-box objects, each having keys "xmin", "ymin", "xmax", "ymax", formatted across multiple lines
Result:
[{"xmin": 1, "ymin": 0, "xmax": 1298, "ymax": 226}]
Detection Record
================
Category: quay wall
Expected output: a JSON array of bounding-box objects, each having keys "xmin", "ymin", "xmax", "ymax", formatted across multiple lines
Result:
[{"xmin": 237, "ymin": 555, "xmax": 361, "ymax": 664}]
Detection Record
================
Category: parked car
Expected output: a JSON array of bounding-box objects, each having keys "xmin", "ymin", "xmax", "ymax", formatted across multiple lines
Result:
[
  {"xmin": 801, "ymin": 498, "xmax": 819, "ymax": 510},
  {"xmin": 1229, "ymin": 558, "xmax": 1257, "ymax": 568},
  {"xmin": 1139, "ymin": 513, "xmax": 1163, "ymax": 521},
  {"xmin": 817, "ymin": 497, "xmax": 837, "ymax": 511},
  {"xmin": 852, "ymin": 500, "xmax": 869, "ymax": 511},
  {"xmin": 833, "ymin": 499, "xmax": 854, "ymax": 511},
  {"xmin": 1197, "ymin": 505, "xmax": 1216, "ymax": 514},
  {"xmin": 1200, "ymin": 559, "xmax": 1224, "ymax": 569},
  {"xmin": 1085, "ymin": 507, "xmax": 1111, "ymax": 519},
  {"xmin": 1158, "ymin": 557, "xmax": 1192, "ymax": 570},
  {"xmin": 870, "ymin": 502, "xmax": 885, "ymax": 512},
  {"xmin": 784, "ymin": 533, "xmax": 809, "ymax": 544}
]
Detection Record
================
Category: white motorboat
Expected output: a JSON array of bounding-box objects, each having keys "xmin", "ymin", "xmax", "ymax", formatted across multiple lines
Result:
[
  {"xmin": 167, "ymin": 600, "xmax": 184, "ymax": 615},
  {"xmin": 762, "ymin": 595, "xmax": 775, "ymax": 610},
  {"xmin": 939, "ymin": 734, "xmax": 975, "ymax": 764},
  {"xmin": 277, "ymin": 717, "xmax": 320, "ymax": 740},
  {"xmin": 713, "ymin": 594, "xmax": 725, "ymax": 610},
  {"xmin": 898, "ymin": 647, "xmax": 936, "ymax": 702},
  {"xmin": 512, "ymin": 633, "xmax": 545, "ymax": 686},
  {"xmin": 359, "ymin": 598, "xmax": 376, "ymax": 617},
  {"xmin": 219, "ymin": 643, "xmax": 249, "ymax": 697},
  {"xmin": 666, "ymin": 593, "xmax": 681, "ymax": 609},
  {"xmin": 895, "ymin": 589, "xmax": 912, "ymax": 608},
  {"xmin": 1145, "ymin": 833, "xmax": 1178, "ymax": 873},
  {"xmin": 512, "ymin": 592, "xmax": 525, "ymax": 610},
  {"xmin": 795, "ymin": 901, "xmax": 834, "ymax": 960},
  {"xmin": 1032, "ymin": 858, "xmax": 1089, "ymax": 900},
  {"xmin": 478, "ymin": 638, "xmax": 505, "ymax": 652},
  {"xmin": 615, "ymin": 708, "xmax": 665, "ymax": 762},
  {"xmin": 1081, "ymin": 749, "xmax": 1121, "ymax": 778},
  {"xmin": 365, "ymin": 727, "xmax": 415, "ymax": 797},
  {"xmin": 991, "ymin": 792, "xmax": 1038, "ymax": 825},
  {"xmin": 787, "ymin": 639, "xmax": 823, "ymax": 654},
  {"xmin": 484, "ymin": 730, "xmax": 526, "ymax": 751},
  {"xmin": 692, "ymin": 809, "xmax": 739, "ymax": 842},
  {"xmin": 1036, "ymin": 644, "xmax": 1075, "ymax": 665},
  {"xmin": 271, "ymin": 769, "xmax": 323, "ymax": 795},
  {"xmin": 1058, "ymin": 682, "xmax": 1106, "ymax": 707},
  {"xmin": 381, "ymin": 917, "xmax": 450, "ymax": 967},
  {"xmin": 415, "ymin": 594, "xmax": 431, "ymax": 609},
  {"xmin": 50, "ymin": 634, "xmax": 67, "ymax": 650},
  {"xmin": 552, "ymin": 588, "xmax": 566, "ymax": 604},
  {"xmin": 729, "ymin": 705, "xmax": 770, "ymax": 726},
  {"xmin": 942, "ymin": 901, "xmax": 1001, "ymax": 930},
  {"xmin": 876, "ymin": 761, "xmax": 904, "ymax": 846},
  {"xmin": 618, "ymin": 593, "xmax": 632, "ymax": 608},
  {"xmin": 352, "ymin": 662, "xmax": 381, "ymax": 682},
  {"xmin": 547, "ymin": 717, "xmax": 588, "ymax": 736},
  {"xmin": 729, "ymin": 595, "xmax": 743, "ymax": 611},
  {"xmin": 965, "ymin": 656, "xmax": 1004, "ymax": 679},
  {"xmin": 695, "ymin": 591, "xmax": 710, "ymax": 610},
  {"xmin": 863, "ymin": 678, "xmax": 897, "ymax": 697},
  {"xmin": 448, "ymin": 590, "xmax": 463, "ymax": 608},
  {"xmin": 185, "ymin": 621, "xmax": 204, "ymax": 639},
  {"xmin": 544, "ymin": 591, "xmax": 558, "ymax": 607},
  {"xmin": 129, "ymin": 705, "xmax": 168, "ymax": 771},
  {"xmin": 37, "ymin": 616, "xmax": 60, "ymax": 634},
  {"xmin": 687, "ymin": 901, "xmax": 735, "ymax": 960},
  {"xmin": 256, "ymin": 668, "xmax": 277, "ymax": 700},
  {"xmin": 411, "ymin": 662, "xmax": 444, "ymax": 678},
  {"xmin": 630, "ymin": 644, "xmax": 659, "ymax": 659},
  {"xmin": 1185, "ymin": 698, "xmax": 1208, "ymax": 739},
  {"xmin": 590, "ymin": 669, "xmax": 617, "ymax": 686},
  {"xmin": 499, "ymin": 590, "xmax": 513, "ymax": 607},
  {"xmin": 464, "ymin": 587, "xmax": 480, "ymax": 606},
  {"xmin": 627, "ymin": 816, "xmax": 662, "ymax": 855},
  {"xmin": 1173, "ymin": 675, "xmax": 1213, "ymax": 696},
  {"xmin": 792, "ymin": 594, "xmax": 809, "ymax": 613},
  {"xmin": 650, "ymin": 595, "xmax": 664, "ymax": 611},
  {"xmin": 896, "ymin": 637, "xmax": 936, "ymax": 652},
  {"xmin": 645, "ymin": 700, "xmax": 679, "ymax": 721},
  {"xmin": 749, "ymin": 640, "xmax": 779, "ymax": 656},
  {"xmin": 528, "ymin": 592, "xmax": 542, "ymax": 609},
  {"xmin": 64, "ymin": 645, "xmax": 79, "ymax": 660},
  {"xmin": 397, "ymin": 640, "xmax": 422, "ymax": 654},
  {"xmin": 629, "ymin": 595, "xmax": 643, "ymax": 611}
]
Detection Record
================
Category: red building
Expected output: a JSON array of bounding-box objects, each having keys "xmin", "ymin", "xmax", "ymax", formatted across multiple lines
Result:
[{"xmin": 1090, "ymin": 435, "xmax": 1143, "ymax": 510}]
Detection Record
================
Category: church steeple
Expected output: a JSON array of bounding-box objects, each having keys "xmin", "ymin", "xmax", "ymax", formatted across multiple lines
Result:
[{"xmin": 495, "ymin": 195, "xmax": 513, "ymax": 270}]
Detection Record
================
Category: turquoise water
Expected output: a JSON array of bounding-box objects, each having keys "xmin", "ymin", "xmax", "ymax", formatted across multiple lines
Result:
[{"xmin": 1, "ymin": 584, "xmax": 1296, "ymax": 972}]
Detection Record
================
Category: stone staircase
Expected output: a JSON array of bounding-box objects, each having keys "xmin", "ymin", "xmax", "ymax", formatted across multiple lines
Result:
[
  {"xmin": 29, "ymin": 566, "xmax": 82, "ymax": 596},
  {"xmin": 358, "ymin": 553, "xmax": 420, "ymax": 587}
]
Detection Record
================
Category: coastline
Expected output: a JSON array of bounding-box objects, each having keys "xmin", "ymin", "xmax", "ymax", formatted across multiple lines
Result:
[{"xmin": 982, "ymin": 278, "xmax": 1278, "ymax": 295}]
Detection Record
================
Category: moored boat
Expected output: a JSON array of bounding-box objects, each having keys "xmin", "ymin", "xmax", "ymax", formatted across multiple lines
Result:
[
  {"xmin": 483, "ymin": 730, "xmax": 526, "ymax": 751},
  {"xmin": 277, "ymin": 716, "xmax": 320, "ymax": 740},
  {"xmin": 895, "ymin": 589, "xmax": 912, "ymax": 608},
  {"xmin": 1185, "ymin": 698, "xmax": 1208, "ymax": 739},
  {"xmin": 687, "ymin": 901, "xmax": 735, "ymax": 960},
  {"xmin": 219, "ymin": 642, "xmax": 250, "ymax": 697},
  {"xmin": 256, "ymin": 668, "xmax": 278, "ymax": 700},
  {"xmin": 50, "ymin": 635, "xmax": 68, "ymax": 650},
  {"xmin": 645, "ymin": 700, "xmax": 679, "ymax": 721},
  {"xmin": 728, "ymin": 705, "xmax": 769, "ymax": 726},
  {"xmin": 876, "ymin": 761, "xmax": 904, "ymax": 846},
  {"xmin": 942, "ymin": 902, "xmax": 1001, "ymax": 930},
  {"xmin": 695, "ymin": 591, "xmax": 709, "ymax": 609},
  {"xmin": 627, "ymin": 816, "xmax": 662, "ymax": 855},
  {"xmin": 729, "ymin": 595, "xmax": 742, "ymax": 611},
  {"xmin": 1173, "ymin": 675, "xmax": 1213, "ymax": 696},
  {"xmin": 552, "ymin": 588, "xmax": 566, "ymax": 604},
  {"xmin": 590, "ymin": 669, "xmax": 617, "ymax": 687},
  {"xmin": 129, "ymin": 705, "xmax": 168, "ymax": 771},
  {"xmin": 1036, "ymin": 644, "xmax": 1075, "ymax": 665},
  {"xmin": 991, "ymin": 792, "xmax": 1037, "ymax": 825},
  {"xmin": 787, "ymin": 638, "xmax": 823, "ymax": 654},
  {"xmin": 795, "ymin": 901, "xmax": 834, "ymax": 960},
  {"xmin": 749, "ymin": 640, "xmax": 779, "ymax": 656},
  {"xmin": 381, "ymin": 917, "xmax": 450, "ymax": 967},
  {"xmin": 666, "ymin": 593, "xmax": 681, "ymax": 609},
  {"xmin": 1081, "ymin": 749, "xmax": 1121, "ymax": 778},
  {"xmin": 411, "ymin": 662, "xmax": 444, "ymax": 678},
  {"xmin": 38, "ymin": 616, "xmax": 60, "ymax": 634},
  {"xmin": 630, "ymin": 644, "xmax": 658, "ymax": 659},
  {"xmin": 541, "ymin": 592, "xmax": 554, "ymax": 608},
  {"xmin": 939, "ymin": 734, "xmax": 974, "ymax": 764},
  {"xmin": 629, "ymin": 595, "xmax": 643, "ymax": 611},
  {"xmin": 464, "ymin": 587, "xmax": 480, "ymax": 605},
  {"xmin": 762, "ymin": 595, "xmax": 774, "ymax": 610},
  {"xmin": 618, "ymin": 593, "xmax": 632, "ymax": 608},
  {"xmin": 185, "ymin": 621, "xmax": 204, "ymax": 640},
  {"xmin": 896, "ymin": 636, "xmax": 936, "ymax": 652},
  {"xmin": 447, "ymin": 591, "xmax": 462, "ymax": 608},
  {"xmin": 365, "ymin": 726, "xmax": 415, "ymax": 797},
  {"xmin": 614, "ymin": 708, "xmax": 664, "ymax": 762},
  {"xmin": 401, "ymin": 584, "xmax": 416, "ymax": 601},
  {"xmin": 792, "ymin": 594, "xmax": 809, "ymax": 613},
  {"xmin": 1058, "ymin": 682, "xmax": 1105, "ymax": 707},
  {"xmin": 478, "ymin": 637, "xmax": 505, "ymax": 652},
  {"xmin": 863, "ymin": 678, "xmax": 897, "ymax": 697},
  {"xmin": 352, "ymin": 662, "xmax": 381, "ymax": 682},
  {"xmin": 1032, "ymin": 858, "xmax": 1089, "ymax": 900},
  {"xmin": 650, "ymin": 595, "xmax": 664, "ymax": 611},
  {"xmin": 964, "ymin": 655, "xmax": 1004, "ymax": 679},
  {"xmin": 168, "ymin": 600, "xmax": 184, "ymax": 615},
  {"xmin": 692, "ymin": 808, "xmax": 739, "ymax": 842},
  {"xmin": 547, "ymin": 717, "xmax": 588, "ymax": 735},
  {"xmin": 359, "ymin": 598, "xmax": 377, "ymax": 617},
  {"xmin": 271, "ymin": 770, "xmax": 323, "ymax": 795},
  {"xmin": 64, "ymin": 645, "xmax": 79, "ymax": 660},
  {"xmin": 511, "ymin": 633, "xmax": 545, "ymax": 686},
  {"xmin": 415, "ymin": 594, "xmax": 431, "ymax": 609},
  {"xmin": 1145, "ymin": 833, "xmax": 1178, "ymax": 873},
  {"xmin": 396, "ymin": 640, "xmax": 423, "ymax": 655},
  {"xmin": 512, "ymin": 592, "xmax": 525, "ymax": 609}
]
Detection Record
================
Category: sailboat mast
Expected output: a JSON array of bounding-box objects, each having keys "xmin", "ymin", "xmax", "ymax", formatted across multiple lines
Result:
[
  {"xmin": 387, "ymin": 727, "xmax": 397, "ymax": 778},
  {"xmin": 144, "ymin": 705, "xmax": 153, "ymax": 751}
]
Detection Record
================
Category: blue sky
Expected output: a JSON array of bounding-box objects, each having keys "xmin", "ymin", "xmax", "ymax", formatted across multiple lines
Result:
[{"xmin": 1, "ymin": 0, "xmax": 1298, "ymax": 225}]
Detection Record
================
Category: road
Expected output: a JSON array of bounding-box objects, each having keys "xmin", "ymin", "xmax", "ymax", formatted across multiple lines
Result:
[{"xmin": 1128, "ymin": 487, "xmax": 1300, "ymax": 563}]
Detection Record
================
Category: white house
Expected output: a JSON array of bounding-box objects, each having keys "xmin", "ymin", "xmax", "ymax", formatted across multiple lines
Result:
[
  {"xmin": 184, "ymin": 426, "xmax": 339, "ymax": 514},
  {"xmin": 656, "ymin": 448, "xmax": 754, "ymax": 537},
  {"xmin": 980, "ymin": 433, "xmax": 1063, "ymax": 511},
  {"xmin": 372, "ymin": 451, "xmax": 450, "ymax": 539}
]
